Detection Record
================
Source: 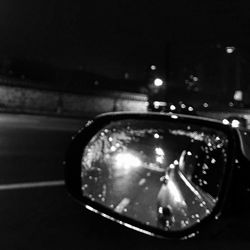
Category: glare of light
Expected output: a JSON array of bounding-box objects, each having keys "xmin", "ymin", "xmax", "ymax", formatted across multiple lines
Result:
[
  {"xmin": 111, "ymin": 146, "xmax": 117, "ymax": 151},
  {"xmin": 153, "ymin": 101, "xmax": 167, "ymax": 108},
  {"xmin": 154, "ymin": 78, "xmax": 164, "ymax": 87},
  {"xmin": 153, "ymin": 101, "xmax": 160, "ymax": 108},
  {"xmin": 169, "ymin": 164, "xmax": 175, "ymax": 169},
  {"xmin": 174, "ymin": 160, "xmax": 179, "ymax": 165},
  {"xmin": 168, "ymin": 179, "xmax": 184, "ymax": 204},
  {"xmin": 188, "ymin": 106, "xmax": 194, "ymax": 112},
  {"xmin": 231, "ymin": 119, "xmax": 240, "ymax": 128},
  {"xmin": 222, "ymin": 119, "xmax": 230, "ymax": 125},
  {"xmin": 114, "ymin": 152, "xmax": 142, "ymax": 170},
  {"xmin": 181, "ymin": 104, "xmax": 186, "ymax": 109},
  {"xmin": 155, "ymin": 147, "xmax": 164, "ymax": 156},
  {"xmin": 150, "ymin": 65, "xmax": 157, "ymax": 70},
  {"xmin": 154, "ymin": 133, "xmax": 160, "ymax": 139},
  {"xmin": 171, "ymin": 114, "xmax": 178, "ymax": 119},
  {"xmin": 156, "ymin": 156, "xmax": 164, "ymax": 164},
  {"xmin": 170, "ymin": 104, "xmax": 176, "ymax": 111},
  {"xmin": 203, "ymin": 103, "xmax": 209, "ymax": 108},
  {"xmin": 193, "ymin": 76, "xmax": 199, "ymax": 82},
  {"xmin": 226, "ymin": 46, "xmax": 235, "ymax": 54},
  {"xmin": 233, "ymin": 90, "xmax": 243, "ymax": 101}
]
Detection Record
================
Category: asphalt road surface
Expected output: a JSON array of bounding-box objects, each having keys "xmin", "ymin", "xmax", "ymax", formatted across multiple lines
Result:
[{"xmin": 0, "ymin": 113, "xmax": 249, "ymax": 250}]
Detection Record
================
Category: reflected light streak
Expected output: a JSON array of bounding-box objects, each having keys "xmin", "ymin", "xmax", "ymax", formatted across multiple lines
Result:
[
  {"xmin": 154, "ymin": 78, "xmax": 164, "ymax": 87},
  {"xmin": 168, "ymin": 179, "xmax": 185, "ymax": 205}
]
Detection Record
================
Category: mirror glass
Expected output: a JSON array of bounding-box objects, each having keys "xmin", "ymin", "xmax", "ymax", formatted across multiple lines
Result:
[{"xmin": 81, "ymin": 118, "xmax": 229, "ymax": 232}]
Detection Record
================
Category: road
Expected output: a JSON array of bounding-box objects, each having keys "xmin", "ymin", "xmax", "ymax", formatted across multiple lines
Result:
[{"xmin": 0, "ymin": 113, "xmax": 249, "ymax": 250}]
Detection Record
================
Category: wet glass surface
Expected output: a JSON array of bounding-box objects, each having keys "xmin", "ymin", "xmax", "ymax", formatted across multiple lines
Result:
[{"xmin": 81, "ymin": 118, "xmax": 229, "ymax": 231}]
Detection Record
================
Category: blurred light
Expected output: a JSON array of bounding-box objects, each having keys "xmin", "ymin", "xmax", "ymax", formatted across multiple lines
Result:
[
  {"xmin": 193, "ymin": 76, "xmax": 199, "ymax": 82},
  {"xmin": 226, "ymin": 46, "xmax": 235, "ymax": 54},
  {"xmin": 124, "ymin": 72, "xmax": 129, "ymax": 79},
  {"xmin": 150, "ymin": 65, "xmax": 157, "ymax": 70},
  {"xmin": 231, "ymin": 119, "xmax": 240, "ymax": 128},
  {"xmin": 155, "ymin": 147, "xmax": 164, "ymax": 156},
  {"xmin": 153, "ymin": 101, "xmax": 160, "ymax": 109},
  {"xmin": 188, "ymin": 106, "xmax": 194, "ymax": 112},
  {"xmin": 170, "ymin": 105, "xmax": 176, "ymax": 111},
  {"xmin": 154, "ymin": 78, "xmax": 164, "ymax": 87},
  {"xmin": 153, "ymin": 101, "xmax": 167, "ymax": 108},
  {"xmin": 222, "ymin": 119, "xmax": 230, "ymax": 125},
  {"xmin": 156, "ymin": 156, "xmax": 164, "ymax": 164},
  {"xmin": 233, "ymin": 90, "xmax": 243, "ymax": 101},
  {"xmin": 203, "ymin": 103, "xmax": 209, "ymax": 108},
  {"xmin": 168, "ymin": 179, "xmax": 184, "ymax": 204},
  {"xmin": 114, "ymin": 152, "xmax": 142, "ymax": 170},
  {"xmin": 154, "ymin": 133, "xmax": 160, "ymax": 139},
  {"xmin": 169, "ymin": 164, "xmax": 175, "ymax": 169},
  {"xmin": 171, "ymin": 115, "xmax": 178, "ymax": 119},
  {"xmin": 181, "ymin": 104, "xmax": 186, "ymax": 109}
]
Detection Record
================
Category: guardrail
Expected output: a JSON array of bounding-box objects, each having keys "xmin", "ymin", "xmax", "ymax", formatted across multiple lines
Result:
[{"xmin": 0, "ymin": 82, "xmax": 148, "ymax": 118}]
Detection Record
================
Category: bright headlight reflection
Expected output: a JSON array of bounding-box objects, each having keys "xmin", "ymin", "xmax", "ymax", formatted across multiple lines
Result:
[
  {"xmin": 114, "ymin": 152, "xmax": 142, "ymax": 170},
  {"xmin": 231, "ymin": 119, "xmax": 240, "ymax": 128}
]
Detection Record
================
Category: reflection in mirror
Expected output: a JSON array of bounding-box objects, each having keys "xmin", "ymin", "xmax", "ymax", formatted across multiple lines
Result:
[{"xmin": 81, "ymin": 119, "xmax": 229, "ymax": 232}]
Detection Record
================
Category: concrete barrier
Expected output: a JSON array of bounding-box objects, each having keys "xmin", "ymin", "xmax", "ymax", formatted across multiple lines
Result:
[{"xmin": 0, "ymin": 84, "xmax": 148, "ymax": 118}]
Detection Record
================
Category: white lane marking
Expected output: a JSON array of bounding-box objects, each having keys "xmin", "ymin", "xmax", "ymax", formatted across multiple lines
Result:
[
  {"xmin": 115, "ymin": 198, "xmax": 130, "ymax": 213},
  {"xmin": 138, "ymin": 178, "xmax": 146, "ymax": 186},
  {"xmin": 0, "ymin": 180, "xmax": 65, "ymax": 191}
]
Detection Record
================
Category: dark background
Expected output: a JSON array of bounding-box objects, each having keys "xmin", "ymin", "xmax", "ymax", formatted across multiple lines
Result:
[{"xmin": 0, "ymin": 0, "xmax": 249, "ymax": 82}]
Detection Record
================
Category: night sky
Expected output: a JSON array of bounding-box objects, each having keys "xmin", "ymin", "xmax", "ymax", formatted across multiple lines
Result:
[{"xmin": 0, "ymin": 0, "xmax": 249, "ymax": 80}]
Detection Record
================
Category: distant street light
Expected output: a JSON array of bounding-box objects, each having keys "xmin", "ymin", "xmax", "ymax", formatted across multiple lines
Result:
[
  {"xmin": 154, "ymin": 78, "xmax": 164, "ymax": 87},
  {"xmin": 150, "ymin": 65, "xmax": 157, "ymax": 70},
  {"xmin": 226, "ymin": 46, "xmax": 236, "ymax": 54}
]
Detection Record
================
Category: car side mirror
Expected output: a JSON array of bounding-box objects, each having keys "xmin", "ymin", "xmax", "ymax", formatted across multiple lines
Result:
[{"xmin": 64, "ymin": 112, "xmax": 237, "ymax": 239}]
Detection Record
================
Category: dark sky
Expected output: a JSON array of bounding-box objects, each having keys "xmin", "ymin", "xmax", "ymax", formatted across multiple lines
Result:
[{"xmin": 0, "ymin": 0, "xmax": 249, "ymax": 79}]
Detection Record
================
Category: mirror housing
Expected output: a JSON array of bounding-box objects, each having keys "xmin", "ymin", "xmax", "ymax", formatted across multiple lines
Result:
[{"xmin": 64, "ymin": 112, "xmax": 237, "ymax": 239}]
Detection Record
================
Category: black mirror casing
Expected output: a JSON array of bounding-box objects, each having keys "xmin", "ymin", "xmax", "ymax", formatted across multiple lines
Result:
[{"xmin": 64, "ymin": 112, "xmax": 239, "ymax": 240}]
